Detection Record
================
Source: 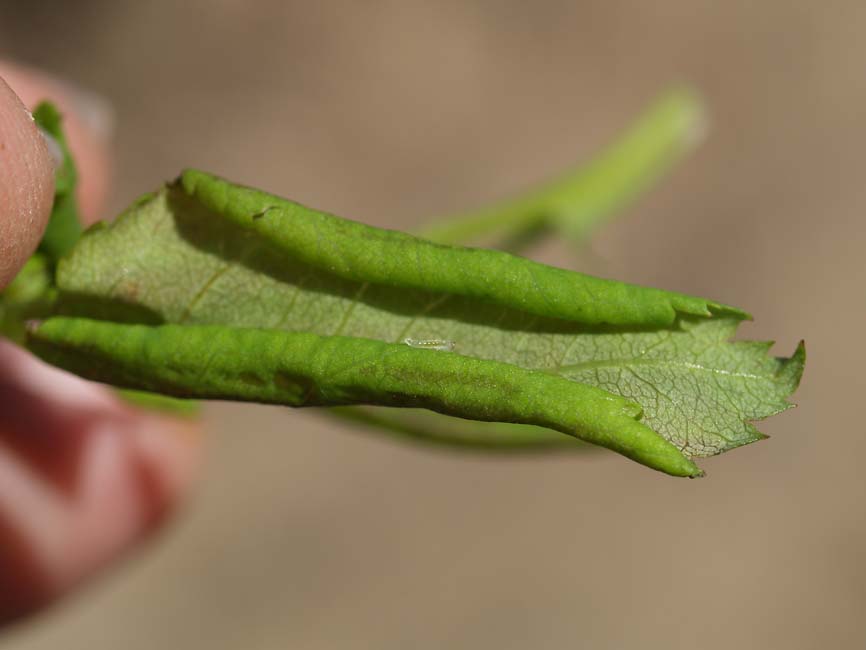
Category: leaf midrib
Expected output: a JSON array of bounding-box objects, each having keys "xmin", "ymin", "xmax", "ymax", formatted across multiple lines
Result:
[{"xmin": 547, "ymin": 356, "xmax": 765, "ymax": 381}]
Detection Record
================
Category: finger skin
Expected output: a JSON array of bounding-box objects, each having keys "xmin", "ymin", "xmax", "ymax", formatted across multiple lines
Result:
[
  {"xmin": 0, "ymin": 76, "xmax": 54, "ymax": 289},
  {"xmin": 0, "ymin": 65, "xmax": 201, "ymax": 627},
  {"xmin": 0, "ymin": 343, "xmax": 200, "ymax": 625},
  {"xmin": 0, "ymin": 60, "xmax": 112, "ymax": 225}
]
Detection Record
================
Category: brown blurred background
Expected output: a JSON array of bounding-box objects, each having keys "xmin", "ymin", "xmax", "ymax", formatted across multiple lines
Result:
[{"xmin": 0, "ymin": 1, "xmax": 859, "ymax": 648}]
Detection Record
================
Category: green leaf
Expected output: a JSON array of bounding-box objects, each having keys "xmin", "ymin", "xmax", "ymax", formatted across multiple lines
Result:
[
  {"xmin": 175, "ymin": 170, "xmax": 745, "ymax": 328},
  {"xmin": 30, "ymin": 318, "xmax": 702, "ymax": 476},
  {"xmin": 26, "ymin": 171, "xmax": 804, "ymax": 476},
  {"xmin": 17, "ymin": 102, "xmax": 195, "ymax": 415},
  {"xmin": 32, "ymin": 102, "xmax": 83, "ymax": 261}
]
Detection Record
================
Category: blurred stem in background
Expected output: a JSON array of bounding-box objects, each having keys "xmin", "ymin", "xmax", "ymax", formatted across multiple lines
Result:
[
  {"xmin": 419, "ymin": 88, "xmax": 705, "ymax": 251},
  {"xmin": 329, "ymin": 406, "xmax": 588, "ymax": 452}
]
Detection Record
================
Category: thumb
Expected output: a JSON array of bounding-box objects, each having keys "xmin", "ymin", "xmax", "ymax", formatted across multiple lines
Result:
[{"xmin": 0, "ymin": 76, "xmax": 55, "ymax": 290}]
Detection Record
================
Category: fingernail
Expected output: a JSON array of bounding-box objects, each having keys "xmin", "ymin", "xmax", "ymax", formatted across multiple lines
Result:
[{"xmin": 36, "ymin": 127, "xmax": 63, "ymax": 171}]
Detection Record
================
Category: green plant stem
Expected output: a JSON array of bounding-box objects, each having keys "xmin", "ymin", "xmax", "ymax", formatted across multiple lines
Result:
[
  {"xmin": 329, "ymin": 406, "xmax": 592, "ymax": 452},
  {"xmin": 418, "ymin": 88, "xmax": 705, "ymax": 247}
]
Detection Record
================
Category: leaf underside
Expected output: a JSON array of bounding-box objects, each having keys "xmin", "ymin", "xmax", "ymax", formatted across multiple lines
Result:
[{"xmin": 46, "ymin": 174, "xmax": 804, "ymax": 467}]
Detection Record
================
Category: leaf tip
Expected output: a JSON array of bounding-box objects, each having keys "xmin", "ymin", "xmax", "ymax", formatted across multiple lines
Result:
[
  {"xmin": 707, "ymin": 301, "xmax": 752, "ymax": 321},
  {"xmin": 778, "ymin": 339, "xmax": 806, "ymax": 393},
  {"xmin": 667, "ymin": 451, "xmax": 704, "ymax": 478}
]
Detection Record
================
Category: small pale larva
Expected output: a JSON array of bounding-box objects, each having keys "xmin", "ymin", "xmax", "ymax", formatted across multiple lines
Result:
[{"xmin": 403, "ymin": 338, "xmax": 456, "ymax": 352}]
